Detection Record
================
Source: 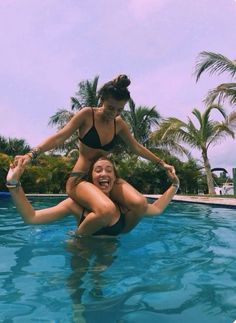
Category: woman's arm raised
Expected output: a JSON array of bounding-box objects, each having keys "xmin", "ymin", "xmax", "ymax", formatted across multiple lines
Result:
[
  {"xmin": 144, "ymin": 170, "xmax": 180, "ymax": 217},
  {"xmin": 6, "ymin": 163, "xmax": 82, "ymax": 224},
  {"xmin": 14, "ymin": 107, "xmax": 90, "ymax": 167}
]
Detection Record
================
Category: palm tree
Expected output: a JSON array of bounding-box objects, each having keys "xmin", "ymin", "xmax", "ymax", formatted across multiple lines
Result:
[
  {"xmin": 195, "ymin": 51, "xmax": 236, "ymax": 106},
  {"xmin": 122, "ymin": 99, "xmax": 161, "ymax": 146},
  {"xmin": 152, "ymin": 105, "xmax": 236, "ymax": 194},
  {"xmin": 0, "ymin": 135, "xmax": 31, "ymax": 155},
  {"xmin": 49, "ymin": 76, "xmax": 100, "ymax": 155},
  {"xmin": 150, "ymin": 128, "xmax": 191, "ymax": 159},
  {"xmin": 72, "ymin": 75, "xmax": 100, "ymax": 108},
  {"xmin": 121, "ymin": 99, "xmax": 189, "ymax": 160}
]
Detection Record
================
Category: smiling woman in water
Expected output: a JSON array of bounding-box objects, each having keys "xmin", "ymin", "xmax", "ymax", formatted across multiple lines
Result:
[{"xmin": 6, "ymin": 156, "xmax": 179, "ymax": 236}]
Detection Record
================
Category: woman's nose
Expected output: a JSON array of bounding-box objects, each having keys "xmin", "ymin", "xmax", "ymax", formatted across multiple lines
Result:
[{"xmin": 100, "ymin": 169, "xmax": 107, "ymax": 175}]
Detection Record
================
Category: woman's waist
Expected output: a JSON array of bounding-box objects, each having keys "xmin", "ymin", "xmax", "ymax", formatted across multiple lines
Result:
[
  {"xmin": 72, "ymin": 153, "xmax": 110, "ymax": 172},
  {"xmin": 79, "ymin": 146, "xmax": 111, "ymax": 159}
]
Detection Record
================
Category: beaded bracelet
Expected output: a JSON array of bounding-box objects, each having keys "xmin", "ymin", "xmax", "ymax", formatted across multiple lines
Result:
[{"xmin": 27, "ymin": 148, "xmax": 41, "ymax": 160}]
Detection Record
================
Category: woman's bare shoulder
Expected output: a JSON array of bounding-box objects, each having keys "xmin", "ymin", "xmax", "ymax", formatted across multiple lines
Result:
[
  {"xmin": 70, "ymin": 107, "xmax": 93, "ymax": 128},
  {"xmin": 116, "ymin": 116, "xmax": 127, "ymax": 131},
  {"xmin": 74, "ymin": 106, "xmax": 92, "ymax": 117}
]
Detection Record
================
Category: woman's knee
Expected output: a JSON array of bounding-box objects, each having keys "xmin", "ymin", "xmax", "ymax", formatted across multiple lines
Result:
[
  {"xmin": 95, "ymin": 200, "xmax": 117, "ymax": 224},
  {"xmin": 66, "ymin": 178, "xmax": 116, "ymax": 225},
  {"xmin": 96, "ymin": 200, "xmax": 116, "ymax": 213},
  {"xmin": 66, "ymin": 177, "xmax": 82, "ymax": 198}
]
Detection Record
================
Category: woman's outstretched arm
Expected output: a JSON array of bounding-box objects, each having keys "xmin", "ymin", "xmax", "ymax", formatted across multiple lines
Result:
[
  {"xmin": 6, "ymin": 163, "xmax": 82, "ymax": 224},
  {"xmin": 13, "ymin": 108, "xmax": 90, "ymax": 167},
  {"xmin": 144, "ymin": 170, "xmax": 180, "ymax": 217},
  {"xmin": 117, "ymin": 118, "xmax": 175, "ymax": 174},
  {"xmin": 121, "ymin": 170, "xmax": 179, "ymax": 233}
]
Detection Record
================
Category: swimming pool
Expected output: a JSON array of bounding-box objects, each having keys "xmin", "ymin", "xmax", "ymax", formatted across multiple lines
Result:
[{"xmin": 0, "ymin": 196, "xmax": 236, "ymax": 323}]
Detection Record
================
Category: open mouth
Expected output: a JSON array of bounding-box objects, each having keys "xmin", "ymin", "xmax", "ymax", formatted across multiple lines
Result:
[{"xmin": 98, "ymin": 178, "xmax": 110, "ymax": 189}]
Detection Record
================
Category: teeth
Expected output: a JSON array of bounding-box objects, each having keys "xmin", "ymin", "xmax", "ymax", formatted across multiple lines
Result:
[{"xmin": 99, "ymin": 179, "xmax": 109, "ymax": 188}]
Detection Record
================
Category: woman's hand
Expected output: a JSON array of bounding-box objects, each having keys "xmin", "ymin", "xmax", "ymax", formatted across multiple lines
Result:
[
  {"xmin": 166, "ymin": 169, "xmax": 180, "ymax": 187},
  {"xmin": 14, "ymin": 154, "xmax": 32, "ymax": 167},
  {"xmin": 162, "ymin": 162, "xmax": 176, "ymax": 175},
  {"xmin": 6, "ymin": 160, "xmax": 25, "ymax": 185}
]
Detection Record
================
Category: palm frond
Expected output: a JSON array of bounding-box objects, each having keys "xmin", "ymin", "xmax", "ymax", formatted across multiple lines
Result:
[
  {"xmin": 226, "ymin": 110, "xmax": 236, "ymax": 130},
  {"xmin": 123, "ymin": 100, "xmax": 161, "ymax": 144},
  {"xmin": 205, "ymin": 83, "xmax": 236, "ymax": 106},
  {"xmin": 70, "ymin": 97, "xmax": 82, "ymax": 111},
  {"xmin": 195, "ymin": 51, "xmax": 236, "ymax": 82},
  {"xmin": 1, "ymin": 137, "xmax": 31, "ymax": 155},
  {"xmin": 152, "ymin": 117, "xmax": 200, "ymax": 149},
  {"xmin": 153, "ymin": 117, "xmax": 186, "ymax": 140},
  {"xmin": 206, "ymin": 123, "xmax": 235, "ymax": 149},
  {"xmin": 150, "ymin": 137, "xmax": 190, "ymax": 159},
  {"xmin": 76, "ymin": 75, "xmax": 99, "ymax": 107},
  {"xmin": 176, "ymin": 128, "xmax": 201, "ymax": 149},
  {"xmin": 48, "ymin": 109, "xmax": 75, "ymax": 128},
  {"xmin": 206, "ymin": 110, "xmax": 236, "ymax": 148},
  {"xmin": 187, "ymin": 117, "xmax": 200, "ymax": 140},
  {"xmin": 192, "ymin": 108, "xmax": 203, "ymax": 127},
  {"xmin": 140, "ymin": 106, "xmax": 160, "ymax": 126},
  {"xmin": 200, "ymin": 104, "xmax": 226, "ymax": 141}
]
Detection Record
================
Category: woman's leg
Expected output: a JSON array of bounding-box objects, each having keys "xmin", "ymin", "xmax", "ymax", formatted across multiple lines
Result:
[
  {"xmin": 110, "ymin": 179, "xmax": 148, "ymax": 232},
  {"xmin": 66, "ymin": 178, "xmax": 117, "ymax": 236}
]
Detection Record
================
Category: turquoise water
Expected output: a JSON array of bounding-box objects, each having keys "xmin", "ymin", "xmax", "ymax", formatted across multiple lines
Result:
[{"xmin": 0, "ymin": 196, "xmax": 236, "ymax": 323}]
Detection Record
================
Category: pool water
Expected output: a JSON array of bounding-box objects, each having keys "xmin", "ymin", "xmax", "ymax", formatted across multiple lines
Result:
[{"xmin": 0, "ymin": 197, "xmax": 236, "ymax": 323}]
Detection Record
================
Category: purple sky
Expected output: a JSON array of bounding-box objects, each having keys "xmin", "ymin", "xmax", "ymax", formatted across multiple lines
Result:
[{"xmin": 0, "ymin": 0, "xmax": 236, "ymax": 175}]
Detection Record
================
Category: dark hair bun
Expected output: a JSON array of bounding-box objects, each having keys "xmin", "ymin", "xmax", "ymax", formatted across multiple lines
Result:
[
  {"xmin": 98, "ymin": 74, "xmax": 131, "ymax": 102},
  {"xmin": 113, "ymin": 74, "xmax": 131, "ymax": 88}
]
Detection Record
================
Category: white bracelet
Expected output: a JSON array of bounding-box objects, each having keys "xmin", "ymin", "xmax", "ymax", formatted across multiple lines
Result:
[
  {"xmin": 6, "ymin": 181, "xmax": 21, "ymax": 189},
  {"xmin": 172, "ymin": 183, "xmax": 179, "ymax": 190}
]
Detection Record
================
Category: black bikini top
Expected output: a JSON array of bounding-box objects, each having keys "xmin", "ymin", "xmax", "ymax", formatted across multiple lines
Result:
[
  {"xmin": 80, "ymin": 205, "xmax": 125, "ymax": 236},
  {"xmin": 79, "ymin": 108, "xmax": 118, "ymax": 151}
]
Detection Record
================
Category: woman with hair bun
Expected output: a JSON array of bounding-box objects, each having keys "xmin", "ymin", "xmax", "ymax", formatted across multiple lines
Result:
[{"xmin": 14, "ymin": 75, "xmax": 175, "ymax": 236}]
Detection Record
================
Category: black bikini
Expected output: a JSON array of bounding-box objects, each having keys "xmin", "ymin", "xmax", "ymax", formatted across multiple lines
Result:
[
  {"xmin": 80, "ymin": 205, "xmax": 126, "ymax": 236},
  {"xmin": 79, "ymin": 108, "xmax": 118, "ymax": 151}
]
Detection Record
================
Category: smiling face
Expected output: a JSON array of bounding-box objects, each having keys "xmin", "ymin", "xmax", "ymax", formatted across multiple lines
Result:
[
  {"xmin": 91, "ymin": 159, "xmax": 116, "ymax": 195},
  {"xmin": 102, "ymin": 97, "xmax": 127, "ymax": 119}
]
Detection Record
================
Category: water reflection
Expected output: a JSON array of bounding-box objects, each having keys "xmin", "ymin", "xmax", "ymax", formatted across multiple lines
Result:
[{"xmin": 66, "ymin": 236, "xmax": 119, "ymax": 322}]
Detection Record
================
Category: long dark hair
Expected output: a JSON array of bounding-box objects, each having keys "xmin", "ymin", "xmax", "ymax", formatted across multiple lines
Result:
[{"xmin": 97, "ymin": 74, "xmax": 131, "ymax": 103}]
